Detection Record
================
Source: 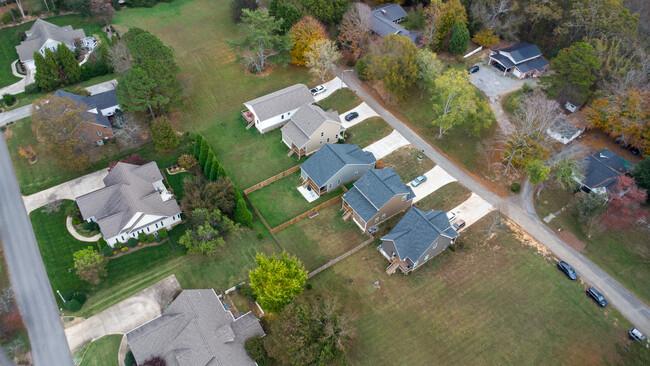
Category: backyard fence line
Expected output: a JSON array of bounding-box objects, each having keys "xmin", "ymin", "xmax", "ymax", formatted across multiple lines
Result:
[
  {"xmin": 271, "ymin": 193, "xmax": 344, "ymax": 233},
  {"xmin": 244, "ymin": 193, "xmax": 284, "ymax": 248},
  {"xmin": 243, "ymin": 165, "xmax": 301, "ymax": 194},
  {"xmin": 307, "ymin": 235, "xmax": 375, "ymax": 279},
  {"xmin": 464, "ymin": 46, "xmax": 483, "ymax": 59}
]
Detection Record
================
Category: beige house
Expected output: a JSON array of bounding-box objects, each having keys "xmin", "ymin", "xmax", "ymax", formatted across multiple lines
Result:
[
  {"xmin": 342, "ymin": 168, "xmax": 415, "ymax": 232},
  {"xmin": 281, "ymin": 104, "xmax": 345, "ymax": 158}
]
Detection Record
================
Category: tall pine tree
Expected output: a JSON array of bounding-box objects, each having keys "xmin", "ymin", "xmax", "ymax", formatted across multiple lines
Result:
[
  {"xmin": 34, "ymin": 50, "xmax": 62, "ymax": 91},
  {"xmin": 57, "ymin": 43, "xmax": 81, "ymax": 85},
  {"xmin": 193, "ymin": 134, "xmax": 203, "ymax": 159},
  {"xmin": 117, "ymin": 67, "xmax": 160, "ymax": 119},
  {"xmin": 209, "ymin": 159, "xmax": 220, "ymax": 181},
  {"xmin": 204, "ymin": 153, "xmax": 214, "ymax": 178},
  {"xmin": 199, "ymin": 139, "xmax": 209, "ymax": 167}
]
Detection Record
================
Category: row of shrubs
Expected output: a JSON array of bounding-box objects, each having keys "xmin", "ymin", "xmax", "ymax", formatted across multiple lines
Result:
[
  {"xmin": 98, "ymin": 229, "xmax": 168, "ymax": 257},
  {"xmin": 193, "ymin": 133, "xmax": 254, "ymax": 227},
  {"xmin": 63, "ymin": 289, "xmax": 87, "ymax": 312}
]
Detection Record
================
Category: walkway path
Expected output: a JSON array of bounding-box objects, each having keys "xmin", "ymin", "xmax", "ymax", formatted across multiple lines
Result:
[
  {"xmin": 66, "ymin": 216, "xmax": 101, "ymax": 242},
  {"xmin": 0, "ymin": 60, "xmax": 30, "ymax": 96},
  {"xmin": 340, "ymin": 102, "xmax": 378, "ymax": 129},
  {"xmin": 411, "ymin": 166, "xmax": 457, "ymax": 203},
  {"xmin": 307, "ymin": 236, "xmax": 375, "ymax": 279},
  {"xmin": 362, "ymin": 130, "xmax": 410, "ymax": 159},
  {"xmin": 85, "ymin": 79, "xmax": 118, "ymax": 95},
  {"xmin": 65, "ymin": 275, "xmax": 181, "ymax": 352},
  {"xmin": 0, "ymin": 134, "xmax": 74, "ymax": 365},
  {"xmin": 335, "ymin": 68, "xmax": 650, "ymax": 335},
  {"xmin": 23, "ymin": 168, "xmax": 108, "ymax": 213}
]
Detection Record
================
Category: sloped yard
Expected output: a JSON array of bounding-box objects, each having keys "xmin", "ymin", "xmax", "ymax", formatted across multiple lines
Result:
[{"xmin": 344, "ymin": 117, "xmax": 393, "ymax": 148}]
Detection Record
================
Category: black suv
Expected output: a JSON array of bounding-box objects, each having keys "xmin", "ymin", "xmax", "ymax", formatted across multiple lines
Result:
[
  {"xmin": 345, "ymin": 112, "xmax": 359, "ymax": 121},
  {"xmin": 557, "ymin": 261, "xmax": 578, "ymax": 280},
  {"xmin": 586, "ymin": 287, "xmax": 607, "ymax": 307},
  {"xmin": 467, "ymin": 65, "xmax": 479, "ymax": 74}
]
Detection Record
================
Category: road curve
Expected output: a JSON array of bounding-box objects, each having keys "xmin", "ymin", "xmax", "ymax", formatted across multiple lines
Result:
[
  {"xmin": 335, "ymin": 68, "xmax": 650, "ymax": 336},
  {"xmin": 0, "ymin": 136, "xmax": 74, "ymax": 365}
]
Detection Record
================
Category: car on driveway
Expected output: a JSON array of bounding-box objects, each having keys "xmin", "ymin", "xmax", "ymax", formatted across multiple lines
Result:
[
  {"xmin": 453, "ymin": 219, "xmax": 465, "ymax": 231},
  {"xmin": 410, "ymin": 175, "xmax": 427, "ymax": 187},
  {"xmin": 468, "ymin": 65, "xmax": 479, "ymax": 74},
  {"xmin": 311, "ymin": 85, "xmax": 326, "ymax": 96},
  {"xmin": 557, "ymin": 261, "xmax": 578, "ymax": 280},
  {"xmin": 586, "ymin": 287, "xmax": 607, "ymax": 307},
  {"xmin": 367, "ymin": 226, "xmax": 378, "ymax": 234},
  {"xmin": 446, "ymin": 211, "xmax": 456, "ymax": 222},
  {"xmin": 344, "ymin": 111, "xmax": 359, "ymax": 121}
]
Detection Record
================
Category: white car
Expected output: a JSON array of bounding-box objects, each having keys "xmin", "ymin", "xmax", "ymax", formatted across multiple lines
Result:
[
  {"xmin": 446, "ymin": 211, "xmax": 456, "ymax": 222},
  {"xmin": 311, "ymin": 85, "xmax": 326, "ymax": 96}
]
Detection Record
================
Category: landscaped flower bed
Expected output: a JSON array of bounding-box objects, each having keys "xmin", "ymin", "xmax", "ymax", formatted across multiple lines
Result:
[{"xmin": 166, "ymin": 164, "xmax": 187, "ymax": 175}]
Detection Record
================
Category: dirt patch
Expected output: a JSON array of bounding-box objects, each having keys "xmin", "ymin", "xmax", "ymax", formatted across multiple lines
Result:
[
  {"xmin": 3, "ymin": 129, "xmax": 13, "ymax": 139},
  {"xmin": 503, "ymin": 218, "xmax": 553, "ymax": 258},
  {"xmin": 556, "ymin": 229, "xmax": 587, "ymax": 252}
]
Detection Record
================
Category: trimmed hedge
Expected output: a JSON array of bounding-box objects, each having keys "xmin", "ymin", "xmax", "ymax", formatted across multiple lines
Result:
[
  {"xmin": 127, "ymin": 238, "xmax": 138, "ymax": 247},
  {"xmin": 97, "ymin": 237, "xmax": 107, "ymax": 248},
  {"xmin": 147, "ymin": 234, "xmax": 155, "ymax": 243},
  {"xmin": 65, "ymin": 299, "xmax": 82, "ymax": 312},
  {"xmin": 102, "ymin": 245, "xmax": 114, "ymax": 257},
  {"xmin": 138, "ymin": 233, "xmax": 147, "ymax": 242},
  {"xmin": 158, "ymin": 228, "xmax": 168, "ymax": 240}
]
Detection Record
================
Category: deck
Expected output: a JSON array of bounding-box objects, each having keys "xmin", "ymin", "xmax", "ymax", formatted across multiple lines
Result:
[{"xmin": 241, "ymin": 110, "xmax": 255, "ymax": 130}]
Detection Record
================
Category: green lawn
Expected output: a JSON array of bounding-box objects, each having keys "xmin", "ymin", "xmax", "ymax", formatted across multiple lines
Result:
[
  {"xmin": 381, "ymin": 145, "xmax": 436, "ymax": 183},
  {"xmin": 316, "ymin": 88, "xmax": 362, "ymax": 113},
  {"xmin": 275, "ymin": 204, "xmax": 367, "ymax": 271},
  {"xmin": 536, "ymin": 187, "xmax": 650, "ymax": 305},
  {"xmin": 344, "ymin": 117, "xmax": 392, "ymax": 149},
  {"xmin": 165, "ymin": 171, "xmax": 189, "ymax": 199},
  {"xmin": 247, "ymin": 170, "xmax": 343, "ymax": 228},
  {"xmin": 416, "ymin": 182, "xmax": 473, "ymax": 212},
  {"xmin": 305, "ymin": 213, "xmax": 643, "ymax": 365},
  {"xmin": 79, "ymin": 334, "xmax": 122, "ymax": 366},
  {"xmin": 5, "ymin": 119, "xmax": 191, "ymax": 195},
  {"xmin": 0, "ymin": 14, "xmax": 108, "ymax": 88},
  {"xmin": 113, "ymin": 0, "xmax": 316, "ymax": 190}
]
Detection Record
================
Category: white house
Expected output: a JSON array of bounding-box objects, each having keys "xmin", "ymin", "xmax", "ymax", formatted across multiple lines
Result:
[
  {"xmin": 243, "ymin": 84, "xmax": 315, "ymax": 134},
  {"xmin": 15, "ymin": 19, "xmax": 98, "ymax": 72},
  {"xmin": 76, "ymin": 162, "xmax": 182, "ymax": 246}
]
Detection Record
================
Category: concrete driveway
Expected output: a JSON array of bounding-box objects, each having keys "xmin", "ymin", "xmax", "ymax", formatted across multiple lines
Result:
[
  {"xmin": 449, "ymin": 193, "xmax": 495, "ymax": 230},
  {"xmin": 363, "ymin": 130, "xmax": 410, "ymax": 159},
  {"xmin": 0, "ymin": 104, "xmax": 32, "ymax": 126},
  {"xmin": 313, "ymin": 77, "xmax": 346, "ymax": 102},
  {"xmin": 86, "ymin": 79, "xmax": 118, "ymax": 95},
  {"xmin": 410, "ymin": 166, "xmax": 458, "ymax": 203},
  {"xmin": 23, "ymin": 168, "xmax": 109, "ymax": 213},
  {"xmin": 65, "ymin": 275, "xmax": 181, "ymax": 352},
  {"xmin": 340, "ymin": 102, "xmax": 379, "ymax": 129},
  {"xmin": 469, "ymin": 63, "xmax": 534, "ymax": 98}
]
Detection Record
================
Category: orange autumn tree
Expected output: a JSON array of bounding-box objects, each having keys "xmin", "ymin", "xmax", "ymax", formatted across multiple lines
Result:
[
  {"xmin": 584, "ymin": 89, "xmax": 650, "ymax": 155},
  {"xmin": 289, "ymin": 16, "xmax": 327, "ymax": 66}
]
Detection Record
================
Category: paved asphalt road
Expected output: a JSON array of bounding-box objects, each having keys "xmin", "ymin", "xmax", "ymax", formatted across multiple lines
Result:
[
  {"xmin": 336, "ymin": 69, "xmax": 650, "ymax": 336},
  {"xmin": 0, "ymin": 136, "xmax": 74, "ymax": 365},
  {"xmin": 0, "ymin": 105, "xmax": 32, "ymax": 126}
]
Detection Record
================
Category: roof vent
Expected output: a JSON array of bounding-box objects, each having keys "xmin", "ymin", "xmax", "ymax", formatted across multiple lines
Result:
[
  {"xmin": 381, "ymin": 9, "xmax": 387, "ymax": 15},
  {"xmin": 599, "ymin": 153, "xmax": 609, "ymax": 159}
]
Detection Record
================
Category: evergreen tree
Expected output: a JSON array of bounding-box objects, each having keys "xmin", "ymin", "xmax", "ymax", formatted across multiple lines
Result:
[
  {"xmin": 117, "ymin": 67, "xmax": 159, "ymax": 119},
  {"xmin": 193, "ymin": 134, "xmax": 203, "ymax": 158},
  {"xmin": 151, "ymin": 116, "xmax": 179, "ymax": 151},
  {"xmin": 34, "ymin": 50, "xmax": 62, "ymax": 91},
  {"xmin": 199, "ymin": 139, "xmax": 209, "ymax": 167},
  {"xmin": 57, "ymin": 43, "xmax": 81, "ymax": 85},
  {"xmin": 218, "ymin": 165, "xmax": 227, "ymax": 179},
  {"xmin": 209, "ymin": 159, "xmax": 220, "ymax": 181},
  {"xmin": 449, "ymin": 22, "xmax": 469, "ymax": 55},
  {"xmin": 204, "ymin": 153, "xmax": 214, "ymax": 178},
  {"xmin": 234, "ymin": 199, "xmax": 253, "ymax": 227}
]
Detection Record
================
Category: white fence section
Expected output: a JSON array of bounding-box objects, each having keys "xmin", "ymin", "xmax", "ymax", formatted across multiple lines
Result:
[{"xmin": 464, "ymin": 46, "xmax": 483, "ymax": 59}]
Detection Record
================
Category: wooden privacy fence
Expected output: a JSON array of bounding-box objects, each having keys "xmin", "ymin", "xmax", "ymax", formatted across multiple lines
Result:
[
  {"xmin": 243, "ymin": 165, "xmax": 301, "ymax": 194},
  {"xmin": 271, "ymin": 193, "xmax": 344, "ymax": 233},
  {"xmin": 244, "ymin": 193, "xmax": 283, "ymax": 248}
]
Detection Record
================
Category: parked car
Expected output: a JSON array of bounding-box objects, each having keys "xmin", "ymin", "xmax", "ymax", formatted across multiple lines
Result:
[
  {"xmin": 492, "ymin": 63, "xmax": 506, "ymax": 72},
  {"xmin": 586, "ymin": 287, "xmax": 607, "ymax": 307},
  {"xmin": 311, "ymin": 85, "xmax": 326, "ymax": 96},
  {"xmin": 453, "ymin": 219, "xmax": 465, "ymax": 230},
  {"xmin": 367, "ymin": 226, "xmax": 379, "ymax": 234},
  {"xmin": 629, "ymin": 328, "xmax": 647, "ymax": 344},
  {"xmin": 468, "ymin": 65, "xmax": 479, "ymax": 74},
  {"xmin": 557, "ymin": 261, "xmax": 578, "ymax": 280},
  {"xmin": 345, "ymin": 112, "xmax": 359, "ymax": 121},
  {"xmin": 446, "ymin": 211, "xmax": 456, "ymax": 222},
  {"xmin": 410, "ymin": 175, "xmax": 427, "ymax": 187}
]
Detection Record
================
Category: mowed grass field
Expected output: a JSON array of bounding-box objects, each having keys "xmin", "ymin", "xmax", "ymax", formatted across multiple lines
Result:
[
  {"xmin": 113, "ymin": 0, "xmax": 316, "ymax": 189},
  {"xmin": 306, "ymin": 213, "xmax": 643, "ymax": 365},
  {"xmin": 345, "ymin": 117, "xmax": 393, "ymax": 148},
  {"xmin": 78, "ymin": 334, "xmax": 122, "ymax": 366},
  {"xmin": 381, "ymin": 145, "xmax": 436, "ymax": 183},
  {"xmin": 317, "ymin": 88, "xmax": 362, "ymax": 113},
  {"xmin": 416, "ymin": 181, "xmax": 472, "ymax": 212}
]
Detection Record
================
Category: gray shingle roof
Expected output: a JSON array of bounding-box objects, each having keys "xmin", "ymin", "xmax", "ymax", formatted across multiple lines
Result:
[
  {"xmin": 126, "ymin": 289, "xmax": 265, "ymax": 366},
  {"xmin": 301, "ymin": 144, "xmax": 376, "ymax": 187},
  {"xmin": 581, "ymin": 149, "xmax": 628, "ymax": 190},
  {"xmin": 548, "ymin": 118, "xmax": 581, "ymax": 140},
  {"xmin": 490, "ymin": 53, "xmax": 515, "ymax": 69},
  {"xmin": 244, "ymin": 84, "xmax": 314, "ymax": 122},
  {"xmin": 54, "ymin": 89, "xmax": 118, "ymax": 128},
  {"xmin": 382, "ymin": 208, "xmax": 458, "ymax": 262},
  {"xmin": 343, "ymin": 168, "xmax": 414, "ymax": 221},
  {"xmin": 76, "ymin": 162, "xmax": 180, "ymax": 239},
  {"xmin": 281, "ymin": 104, "xmax": 342, "ymax": 148},
  {"xmin": 515, "ymin": 56, "xmax": 548, "ymax": 73},
  {"xmin": 15, "ymin": 19, "xmax": 86, "ymax": 61},
  {"xmin": 373, "ymin": 4, "xmax": 407, "ymax": 22},
  {"xmin": 499, "ymin": 43, "xmax": 543, "ymax": 63}
]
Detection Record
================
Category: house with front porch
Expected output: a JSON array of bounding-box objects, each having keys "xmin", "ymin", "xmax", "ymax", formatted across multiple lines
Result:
[
  {"xmin": 282, "ymin": 104, "xmax": 345, "ymax": 158},
  {"xmin": 242, "ymin": 84, "xmax": 315, "ymax": 134},
  {"xmin": 76, "ymin": 162, "xmax": 182, "ymax": 246},
  {"xmin": 15, "ymin": 18, "xmax": 97, "ymax": 72},
  {"xmin": 342, "ymin": 168, "xmax": 414, "ymax": 232},
  {"xmin": 488, "ymin": 43, "xmax": 549, "ymax": 79},
  {"xmin": 300, "ymin": 144, "xmax": 376, "ymax": 197},
  {"xmin": 380, "ymin": 207, "xmax": 458, "ymax": 275}
]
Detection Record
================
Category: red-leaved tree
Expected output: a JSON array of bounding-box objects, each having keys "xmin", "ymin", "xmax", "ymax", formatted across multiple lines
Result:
[
  {"xmin": 602, "ymin": 176, "xmax": 648, "ymax": 228},
  {"xmin": 5, "ymin": 310, "xmax": 23, "ymax": 332},
  {"xmin": 142, "ymin": 356, "xmax": 166, "ymax": 366},
  {"xmin": 108, "ymin": 154, "xmax": 149, "ymax": 171}
]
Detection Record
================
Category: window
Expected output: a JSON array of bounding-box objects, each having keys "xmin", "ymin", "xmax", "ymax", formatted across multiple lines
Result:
[
  {"xmin": 402, "ymin": 195, "xmax": 407, "ymax": 201},
  {"xmin": 147, "ymin": 227, "xmax": 150, "ymax": 232},
  {"xmin": 120, "ymin": 236, "xmax": 124, "ymax": 241},
  {"xmin": 155, "ymin": 223, "xmax": 158, "ymax": 228},
  {"xmin": 328, "ymin": 183, "xmax": 332, "ymax": 189},
  {"xmin": 375, "ymin": 217, "xmax": 379, "ymax": 223},
  {"xmin": 424, "ymin": 254, "xmax": 429, "ymax": 261},
  {"xmin": 281, "ymin": 114, "xmax": 284, "ymax": 119},
  {"xmin": 335, "ymin": 134, "xmax": 338, "ymax": 139},
  {"xmin": 432, "ymin": 243, "xmax": 437, "ymax": 249},
  {"xmin": 97, "ymin": 130, "xmax": 103, "ymax": 136},
  {"xmin": 337, "ymin": 179, "xmax": 341, "ymax": 185},
  {"xmin": 321, "ymin": 132, "xmax": 324, "ymax": 137},
  {"xmin": 327, "ymin": 138, "xmax": 330, "ymax": 142},
  {"xmin": 382, "ymin": 213, "xmax": 386, "ymax": 219},
  {"xmin": 320, "ymin": 141, "xmax": 323, "ymax": 144}
]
